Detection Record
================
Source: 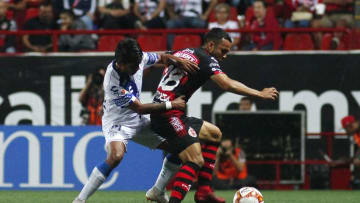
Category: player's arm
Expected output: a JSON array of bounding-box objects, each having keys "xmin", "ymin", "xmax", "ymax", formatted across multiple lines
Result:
[
  {"xmin": 129, "ymin": 96, "xmax": 186, "ymax": 114},
  {"xmin": 211, "ymin": 74, "xmax": 278, "ymax": 100},
  {"xmin": 159, "ymin": 53, "xmax": 199, "ymax": 74},
  {"xmin": 143, "ymin": 52, "xmax": 199, "ymax": 75}
]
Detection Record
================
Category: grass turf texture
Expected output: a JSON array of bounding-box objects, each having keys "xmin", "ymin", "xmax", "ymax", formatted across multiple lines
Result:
[{"xmin": 0, "ymin": 190, "xmax": 359, "ymax": 203}]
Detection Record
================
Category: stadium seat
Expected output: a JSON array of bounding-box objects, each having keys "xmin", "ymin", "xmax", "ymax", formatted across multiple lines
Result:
[
  {"xmin": 137, "ymin": 35, "xmax": 166, "ymax": 51},
  {"xmin": 25, "ymin": 8, "xmax": 39, "ymax": 22},
  {"xmin": 321, "ymin": 34, "xmax": 334, "ymax": 50},
  {"xmin": 283, "ymin": 34, "xmax": 314, "ymax": 50},
  {"xmin": 27, "ymin": 0, "xmax": 41, "ymax": 7},
  {"xmin": 172, "ymin": 35, "xmax": 202, "ymax": 51},
  {"xmin": 98, "ymin": 35, "xmax": 125, "ymax": 51},
  {"xmin": 208, "ymin": 6, "xmax": 238, "ymax": 22},
  {"xmin": 349, "ymin": 30, "xmax": 360, "ymax": 49}
]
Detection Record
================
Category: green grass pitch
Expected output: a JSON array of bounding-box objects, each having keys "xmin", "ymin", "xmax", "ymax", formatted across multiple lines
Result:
[{"xmin": 0, "ymin": 190, "xmax": 359, "ymax": 203}]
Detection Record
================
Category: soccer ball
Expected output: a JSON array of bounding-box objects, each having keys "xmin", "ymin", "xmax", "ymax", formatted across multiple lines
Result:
[{"xmin": 233, "ymin": 187, "xmax": 264, "ymax": 203}]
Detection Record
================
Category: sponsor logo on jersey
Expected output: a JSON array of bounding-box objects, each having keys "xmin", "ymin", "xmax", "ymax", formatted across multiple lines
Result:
[
  {"xmin": 169, "ymin": 117, "xmax": 184, "ymax": 133},
  {"xmin": 210, "ymin": 57, "xmax": 219, "ymax": 63},
  {"xmin": 212, "ymin": 67, "xmax": 222, "ymax": 71},
  {"xmin": 110, "ymin": 86, "xmax": 119, "ymax": 95},
  {"xmin": 209, "ymin": 62, "xmax": 220, "ymax": 68},
  {"xmin": 155, "ymin": 91, "xmax": 170, "ymax": 102},
  {"xmin": 188, "ymin": 127, "xmax": 197, "ymax": 138},
  {"xmin": 174, "ymin": 51, "xmax": 199, "ymax": 63},
  {"xmin": 183, "ymin": 48, "xmax": 195, "ymax": 54},
  {"xmin": 113, "ymin": 94, "xmax": 132, "ymax": 107}
]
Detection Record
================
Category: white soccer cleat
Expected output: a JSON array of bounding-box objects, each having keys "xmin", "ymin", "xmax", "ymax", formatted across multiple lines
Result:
[
  {"xmin": 72, "ymin": 197, "xmax": 86, "ymax": 203},
  {"xmin": 146, "ymin": 187, "xmax": 169, "ymax": 203}
]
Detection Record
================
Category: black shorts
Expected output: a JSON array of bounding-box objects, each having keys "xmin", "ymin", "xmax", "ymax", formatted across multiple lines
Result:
[{"xmin": 151, "ymin": 116, "xmax": 204, "ymax": 154}]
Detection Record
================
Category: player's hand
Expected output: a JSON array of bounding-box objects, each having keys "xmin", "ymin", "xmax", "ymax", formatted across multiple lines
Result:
[
  {"xmin": 171, "ymin": 95, "xmax": 186, "ymax": 111},
  {"xmin": 259, "ymin": 87, "xmax": 278, "ymax": 100},
  {"xmin": 176, "ymin": 58, "xmax": 199, "ymax": 74}
]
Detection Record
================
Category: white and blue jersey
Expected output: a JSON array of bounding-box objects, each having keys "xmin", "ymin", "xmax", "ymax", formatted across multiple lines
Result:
[
  {"xmin": 102, "ymin": 52, "xmax": 159, "ymax": 128},
  {"xmin": 101, "ymin": 52, "xmax": 164, "ymax": 149}
]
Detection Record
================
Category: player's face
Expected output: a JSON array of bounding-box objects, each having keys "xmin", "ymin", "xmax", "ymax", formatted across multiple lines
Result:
[
  {"xmin": 117, "ymin": 63, "xmax": 139, "ymax": 75},
  {"xmin": 212, "ymin": 39, "xmax": 231, "ymax": 61},
  {"xmin": 124, "ymin": 63, "xmax": 140, "ymax": 75}
]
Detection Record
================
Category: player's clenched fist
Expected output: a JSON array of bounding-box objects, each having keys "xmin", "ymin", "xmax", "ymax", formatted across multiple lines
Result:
[
  {"xmin": 171, "ymin": 95, "xmax": 186, "ymax": 111},
  {"xmin": 259, "ymin": 87, "xmax": 279, "ymax": 100}
]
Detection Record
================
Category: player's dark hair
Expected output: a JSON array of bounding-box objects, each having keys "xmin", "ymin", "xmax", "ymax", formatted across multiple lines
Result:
[
  {"xmin": 115, "ymin": 38, "xmax": 143, "ymax": 66},
  {"xmin": 203, "ymin": 28, "xmax": 232, "ymax": 45}
]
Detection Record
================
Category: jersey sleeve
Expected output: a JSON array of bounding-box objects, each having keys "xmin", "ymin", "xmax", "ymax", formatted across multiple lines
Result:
[
  {"xmin": 199, "ymin": 56, "xmax": 224, "ymax": 78},
  {"xmin": 142, "ymin": 52, "xmax": 161, "ymax": 69}
]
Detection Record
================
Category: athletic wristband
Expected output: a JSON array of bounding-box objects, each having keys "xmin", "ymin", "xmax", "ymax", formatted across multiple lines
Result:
[{"xmin": 165, "ymin": 101, "xmax": 172, "ymax": 110}]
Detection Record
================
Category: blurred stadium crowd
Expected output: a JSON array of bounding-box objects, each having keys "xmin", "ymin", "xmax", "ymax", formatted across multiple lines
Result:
[{"xmin": 0, "ymin": 0, "xmax": 357, "ymax": 53}]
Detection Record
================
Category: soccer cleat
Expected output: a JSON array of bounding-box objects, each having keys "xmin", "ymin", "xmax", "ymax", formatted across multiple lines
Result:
[
  {"xmin": 194, "ymin": 191, "xmax": 226, "ymax": 203},
  {"xmin": 72, "ymin": 198, "xmax": 86, "ymax": 203},
  {"xmin": 145, "ymin": 187, "xmax": 169, "ymax": 203}
]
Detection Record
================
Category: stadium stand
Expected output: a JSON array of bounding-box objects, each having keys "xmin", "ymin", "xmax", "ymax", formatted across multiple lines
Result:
[
  {"xmin": 137, "ymin": 35, "xmax": 166, "ymax": 51},
  {"xmin": 97, "ymin": 35, "xmax": 125, "ymax": 51},
  {"xmin": 171, "ymin": 34, "xmax": 202, "ymax": 51},
  {"xmin": 284, "ymin": 33, "xmax": 314, "ymax": 50}
]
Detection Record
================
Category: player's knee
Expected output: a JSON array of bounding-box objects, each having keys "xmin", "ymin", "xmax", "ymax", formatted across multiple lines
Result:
[
  {"xmin": 108, "ymin": 151, "xmax": 124, "ymax": 166},
  {"xmin": 212, "ymin": 126, "xmax": 222, "ymax": 142}
]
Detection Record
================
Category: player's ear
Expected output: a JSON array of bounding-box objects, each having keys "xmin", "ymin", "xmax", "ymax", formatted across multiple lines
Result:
[{"xmin": 208, "ymin": 41, "xmax": 216, "ymax": 52}]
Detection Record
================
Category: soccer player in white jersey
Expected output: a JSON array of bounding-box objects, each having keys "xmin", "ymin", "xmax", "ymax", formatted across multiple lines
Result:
[{"xmin": 72, "ymin": 38, "xmax": 198, "ymax": 203}]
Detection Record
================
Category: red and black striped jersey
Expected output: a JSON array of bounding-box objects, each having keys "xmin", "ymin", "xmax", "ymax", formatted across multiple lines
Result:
[{"xmin": 153, "ymin": 47, "xmax": 224, "ymax": 117}]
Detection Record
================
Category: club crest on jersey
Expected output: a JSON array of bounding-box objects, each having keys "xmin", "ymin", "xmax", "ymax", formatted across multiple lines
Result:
[
  {"xmin": 120, "ymin": 89, "xmax": 127, "ymax": 95},
  {"xmin": 174, "ymin": 51, "xmax": 199, "ymax": 64},
  {"xmin": 188, "ymin": 127, "xmax": 197, "ymax": 137}
]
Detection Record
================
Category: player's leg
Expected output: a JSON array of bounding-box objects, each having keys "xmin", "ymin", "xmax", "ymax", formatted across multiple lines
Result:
[
  {"xmin": 195, "ymin": 121, "xmax": 225, "ymax": 203},
  {"xmin": 168, "ymin": 142, "xmax": 204, "ymax": 203},
  {"xmin": 146, "ymin": 153, "xmax": 181, "ymax": 203},
  {"xmin": 74, "ymin": 141, "xmax": 126, "ymax": 202},
  {"xmin": 150, "ymin": 116, "xmax": 205, "ymax": 203},
  {"xmin": 131, "ymin": 118, "xmax": 181, "ymax": 203}
]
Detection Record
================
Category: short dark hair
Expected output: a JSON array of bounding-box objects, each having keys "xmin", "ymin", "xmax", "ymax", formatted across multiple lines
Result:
[
  {"xmin": 115, "ymin": 38, "xmax": 143, "ymax": 66},
  {"xmin": 203, "ymin": 28, "xmax": 232, "ymax": 45},
  {"xmin": 241, "ymin": 96, "xmax": 253, "ymax": 104},
  {"xmin": 40, "ymin": 0, "xmax": 52, "ymax": 8},
  {"xmin": 253, "ymin": 0, "xmax": 267, "ymax": 7},
  {"xmin": 60, "ymin": 9, "xmax": 75, "ymax": 19}
]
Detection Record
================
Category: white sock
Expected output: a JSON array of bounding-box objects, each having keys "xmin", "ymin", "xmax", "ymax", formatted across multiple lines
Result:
[
  {"xmin": 77, "ymin": 167, "xmax": 106, "ymax": 200},
  {"xmin": 153, "ymin": 157, "xmax": 181, "ymax": 192}
]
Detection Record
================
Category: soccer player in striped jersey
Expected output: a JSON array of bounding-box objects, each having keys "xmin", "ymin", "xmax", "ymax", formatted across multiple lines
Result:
[{"xmin": 147, "ymin": 28, "xmax": 278, "ymax": 203}]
